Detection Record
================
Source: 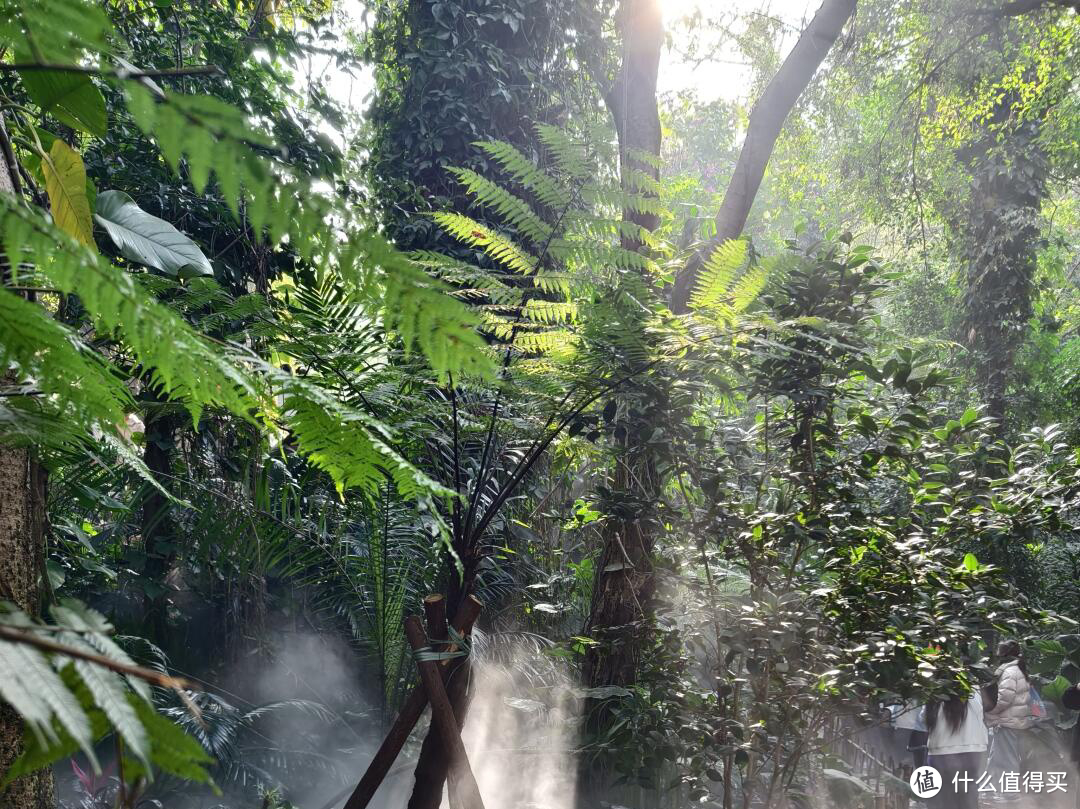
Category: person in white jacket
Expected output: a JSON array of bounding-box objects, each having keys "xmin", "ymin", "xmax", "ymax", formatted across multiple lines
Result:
[
  {"xmin": 923, "ymin": 689, "xmax": 988, "ymax": 809},
  {"xmin": 892, "ymin": 699, "xmax": 928, "ymax": 769},
  {"xmin": 984, "ymin": 640, "xmax": 1032, "ymax": 802}
]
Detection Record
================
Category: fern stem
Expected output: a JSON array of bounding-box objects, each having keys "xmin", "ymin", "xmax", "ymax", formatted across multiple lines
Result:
[
  {"xmin": 448, "ymin": 375, "xmax": 463, "ymax": 539},
  {"xmin": 462, "ymin": 176, "xmax": 586, "ymax": 546}
]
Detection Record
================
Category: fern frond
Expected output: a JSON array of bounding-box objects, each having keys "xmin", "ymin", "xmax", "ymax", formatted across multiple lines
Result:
[
  {"xmin": 620, "ymin": 165, "xmax": 662, "ymax": 196},
  {"xmin": 732, "ymin": 264, "xmax": 769, "ymax": 313},
  {"xmin": 0, "ymin": 288, "xmax": 131, "ymax": 435},
  {"xmin": 51, "ymin": 600, "xmax": 153, "ymax": 701},
  {"xmin": 473, "ymin": 139, "xmax": 572, "ymax": 210},
  {"xmin": 416, "ymin": 254, "xmax": 521, "ymax": 305},
  {"xmin": 0, "ymin": 607, "xmax": 96, "ymax": 766},
  {"xmin": 691, "ymin": 239, "xmax": 748, "ymax": 311},
  {"xmin": 513, "ymin": 330, "xmax": 578, "ymax": 354},
  {"xmin": 449, "ymin": 168, "xmax": 553, "ymax": 246},
  {"xmin": 582, "ymin": 186, "xmax": 664, "ymax": 218},
  {"xmin": 127, "ymin": 81, "xmax": 492, "ymax": 385},
  {"xmin": 58, "ymin": 635, "xmax": 149, "ymax": 765},
  {"xmin": 564, "ymin": 213, "xmax": 657, "ymax": 249},
  {"xmin": 523, "ymin": 300, "xmax": 577, "ymax": 325},
  {"xmin": 333, "ymin": 230, "xmax": 493, "ymax": 382},
  {"xmin": 547, "ymin": 239, "xmax": 652, "ymax": 273},
  {"xmin": 624, "ymin": 146, "xmax": 664, "ymax": 171},
  {"xmin": 0, "ymin": 197, "xmax": 256, "ymax": 424},
  {"xmin": 530, "ymin": 270, "xmax": 573, "ymax": 297},
  {"xmin": 1, "ymin": 201, "xmax": 475, "ymax": 501},
  {"xmin": 433, "ymin": 212, "xmax": 539, "ymax": 276},
  {"xmin": 535, "ymin": 124, "xmax": 594, "ymax": 182},
  {"xmin": 260, "ymin": 364, "xmax": 453, "ymax": 502},
  {"xmin": 0, "ymin": 601, "xmax": 215, "ymax": 784}
]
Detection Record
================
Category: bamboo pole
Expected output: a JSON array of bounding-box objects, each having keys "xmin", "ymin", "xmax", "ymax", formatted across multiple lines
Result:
[{"xmin": 403, "ymin": 615, "xmax": 485, "ymax": 809}]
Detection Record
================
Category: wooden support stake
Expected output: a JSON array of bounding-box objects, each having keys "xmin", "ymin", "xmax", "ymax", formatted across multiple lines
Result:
[
  {"xmin": 340, "ymin": 595, "xmax": 483, "ymax": 809},
  {"xmin": 424, "ymin": 594, "xmax": 448, "ymax": 644},
  {"xmin": 409, "ymin": 630, "xmax": 473, "ymax": 809},
  {"xmin": 403, "ymin": 615, "xmax": 485, "ymax": 809}
]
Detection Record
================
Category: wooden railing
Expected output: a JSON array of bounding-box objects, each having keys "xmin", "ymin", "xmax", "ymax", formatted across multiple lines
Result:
[{"xmin": 823, "ymin": 717, "xmax": 913, "ymax": 809}]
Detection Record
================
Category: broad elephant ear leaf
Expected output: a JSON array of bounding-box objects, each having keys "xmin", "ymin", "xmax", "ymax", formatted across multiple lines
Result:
[{"xmin": 93, "ymin": 190, "xmax": 213, "ymax": 277}]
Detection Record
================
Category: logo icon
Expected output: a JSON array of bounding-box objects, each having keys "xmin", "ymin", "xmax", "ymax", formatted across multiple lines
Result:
[{"xmin": 911, "ymin": 765, "xmax": 942, "ymax": 798}]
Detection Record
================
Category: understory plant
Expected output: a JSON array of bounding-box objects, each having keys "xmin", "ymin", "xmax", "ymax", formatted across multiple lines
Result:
[{"xmin": 588, "ymin": 237, "xmax": 1072, "ymax": 808}]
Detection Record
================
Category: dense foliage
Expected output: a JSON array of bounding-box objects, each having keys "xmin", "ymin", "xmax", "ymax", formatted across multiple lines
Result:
[{"xmin": 3, "ymin": 1, "xmax": 1080, "ymax": 809}]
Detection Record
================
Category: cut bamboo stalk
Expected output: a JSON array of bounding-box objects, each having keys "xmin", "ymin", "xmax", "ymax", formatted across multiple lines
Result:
[
  {"xmin": 340, "ymin": 595, "xmax": 482, "ymax": 809},
  {"xmin": 403, "ymin": 615, "xmax": 485, "ymax": 809}
]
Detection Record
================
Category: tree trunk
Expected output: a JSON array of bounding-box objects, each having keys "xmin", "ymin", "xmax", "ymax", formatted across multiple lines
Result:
[
  {"xmin": 582, "ymin": 468, "xmax": 659, "ymax": 688},
  {"xmin": 606, "ymin": 0, "xmax": 663, "ymax": 251},
  {"xmin": 0, "ymin": 117, "xmax": 56, "ymax": 809},
  {"xmin": 0, "ymin": 452, "xmax": 55, "ymax": 809},
  {"xmin": 960, "ymin": 91, "xmax": 1046, "ymax": 431},
  {"xmin": 582, "ymin": 0, "xmax": 664, "ymax": 692},
  {"xmin": 671, "ymin": 0, "xmax": 857, "ymax": 312}
]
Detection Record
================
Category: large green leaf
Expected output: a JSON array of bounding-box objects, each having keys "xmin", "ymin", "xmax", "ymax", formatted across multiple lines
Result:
[
  {"xmin": 42, "ymin": 140, "xmax": 95, "ymax": 248},
  {"xmin": 18, "ymin": 69, "xmax": 107, "ymax": 137},
  {"xmin": 94, "ymin": 190, "xmax": 213, "ymax": 277}
]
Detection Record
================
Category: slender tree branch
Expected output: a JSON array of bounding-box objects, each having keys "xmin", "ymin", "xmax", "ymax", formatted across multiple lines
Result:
[
  {"xmin": 985, "ymin": 0, "xmax": 1080, "ymax": 17},
  {"xmin": 0, "ymin": 117, "xmax": 23, "ymax": 199},
  {"xmin": 0, "ymin": 63, "xmax": 225, "ymax": 79},
  {"xmin": 0, "ymin": 624, "xmax": 191, "ymax": 690},
  {"xmin": 671, "ymin": 0, "xmax": 857, "ymax": 312}
]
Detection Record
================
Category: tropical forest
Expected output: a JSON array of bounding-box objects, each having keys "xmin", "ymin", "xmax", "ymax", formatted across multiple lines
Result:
[{"xmin": 5, "ymin": 1, "xmax": 1080, "ymax": 808}]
